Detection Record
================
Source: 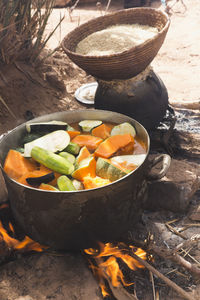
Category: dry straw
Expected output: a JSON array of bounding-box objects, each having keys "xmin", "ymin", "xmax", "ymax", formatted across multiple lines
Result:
[{"xmin": 0, "ymin": 0, "xmax": 63, "ymax": 65}]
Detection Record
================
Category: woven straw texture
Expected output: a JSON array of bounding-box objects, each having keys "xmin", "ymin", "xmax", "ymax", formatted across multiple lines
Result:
[{"xmin": 62, "ymin": 8, "xmax": 170, "ymax": 80}]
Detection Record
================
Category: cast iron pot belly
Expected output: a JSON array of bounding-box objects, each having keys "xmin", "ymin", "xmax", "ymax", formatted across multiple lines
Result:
[{"xmin": 0, "ymin": 110, "xmax": 153, "ymax": 251}]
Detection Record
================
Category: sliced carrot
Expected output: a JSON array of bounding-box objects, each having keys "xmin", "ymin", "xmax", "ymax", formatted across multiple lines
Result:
[
  {"xmin": 76, "ymin": 146, "xmax": 91, "ymax": 165},
  {"xmin": 72, "ymin": 156, "xmax": 96, "ymax": 181},
  {"xmin": 94, "ymin": 134, "xmax": 134, "ymax": 158},
  {"xmin": 92, "ymin": 123, "xmax": 111, "ymax": 140},
  {"xmin": 83, "ymin": 175, "xmax": 111, "ymax": 190},
  {"xmin": 71, "ymin": 135, "xmax": 103, "ymax": 151},
  {"xmin": 67, "ymin": 130, "xmax": 81, "ymax": 139},
  {"xmin": 3, "ymin": 149, "xmax": 37, "ymax": 180}
]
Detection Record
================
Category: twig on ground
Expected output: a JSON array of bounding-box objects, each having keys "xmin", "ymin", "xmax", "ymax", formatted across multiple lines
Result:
[
  {"xmin": 105, "ymin": 0, "xmax": 112, "ymax": 13},
  {"xmin": 165, "ymin": 223, "xmax": 187, "ymax": 240},
  {"xmin": 0, "ymin": 95, "xmax": 17, "ymax": 119},
  {"xmin": 174, "ymin": 234, "xmax": 200, "ymax": 252},
  {"xmin": 149, "ymin": 244, "xmax": 200, "ymax": 277},
  {"xmin": 150, "ymin": 271, "xmax": 156, "ymax": 300},
  {"xmin": 131, "ymin": 252, "xmax": 196, "ymax": 300}
]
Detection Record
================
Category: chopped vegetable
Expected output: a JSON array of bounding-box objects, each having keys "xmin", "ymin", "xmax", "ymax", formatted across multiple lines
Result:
[
  {"xmin": 67, "ymin": 130, "xmax": 81, "ymax": 139},
  {"xmin": 26, "ymin": 172, "xmax": 55, "ymax": 186},
  {"xmin": 96, "ymin": 157, "xmax": 130, "ymax": 182},
  {"xmin": 111, "ymin": 154, "xmax": 146, "ymax": 170},
  {"xmin": 83, "ymin": 175, "xmax": 111, "ymax": 189},
  {"xmin": 94, "ymin": 134, "xmax": 134, "ymax": 158},
  {"xmin": 75, "ymin": 146, "xmax": 91, "ymax": 165},
  {"xmin": 39, "ymin": 183, "xmax": 59, "ymax": 191},
  {"xmin": 24, "ymin": 130, "xmax": 70, "ymax": 157},
  {"xmin": 79, "ymin": 120, "xmax": 102, "ymax": 132},
  {"xmin": 3, "ymin": 149, "xmax": 37, "ymax": 180},
  {"xmin": 26, "ymin": 120, "xmax": 68, "ymax": 133},
  {"xmin": 92, "ymin": 123, "xmax": 111, "ymax": 139},
  {"xmin": 72, "ymin": 156, "xmax": 96, "ymax": 181},
  {"xmin": 72, "ymin": 179, "xmax": 84, "ymax": 190},
  {"xmin": 57, "ymin": 175, "xmax": 76, "ymax": 191},
  {"xmin": 31, "ymin": 146, "xmax": 74, "ymax": 175},
  {"xmin": 111, "ymin": 122, "xmax": 136, "ymax": 138},
  {"xmin": 72, "ymin": 135, "xmax": 103, "ymax": 151},
  {"xmin": 64, "ymin": 142, "xmax": 80, "ymax": 155},
  {"xmin": 59, "ymin": 151, "xmax": 76, "ymax": 164},
  {"xmin": 15, "ymin": 147, "xmax": 24, "ymax": 154},
  {"xmin": 23, "ymin": 133, "xmax": 45, "ymax": 144}
]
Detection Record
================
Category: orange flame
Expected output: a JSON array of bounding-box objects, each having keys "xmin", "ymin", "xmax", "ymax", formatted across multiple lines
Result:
[
  {"xmin": 85, "ymin": 242, "xmax": 147, "ymax": 297},
  {"xmin": 0, "ymin": 221, "xmax": 47, "ymax": 252}
]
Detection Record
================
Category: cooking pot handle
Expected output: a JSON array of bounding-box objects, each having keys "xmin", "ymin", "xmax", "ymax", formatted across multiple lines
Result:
[{"xmin": 146, "ymin": 154, "xmax": 171, "ymax": 180}]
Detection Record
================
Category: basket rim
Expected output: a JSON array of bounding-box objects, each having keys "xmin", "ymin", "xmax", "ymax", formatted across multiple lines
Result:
[{"xmin": 62, "ymin": 7, "xmax": 170, "ymax": 60}]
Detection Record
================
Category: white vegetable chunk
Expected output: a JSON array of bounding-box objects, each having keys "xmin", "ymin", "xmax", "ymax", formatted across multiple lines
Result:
[
  {"xmin": 111, "ymin": 122, "xmax": 136, "ymax": 137},
  {"xmin": 24, "ymin": 130, "xmax": 70, "ymax": 157},
  {"xmin": 111, "ymin": 154, "xmax": 146, "ymax": 169}
]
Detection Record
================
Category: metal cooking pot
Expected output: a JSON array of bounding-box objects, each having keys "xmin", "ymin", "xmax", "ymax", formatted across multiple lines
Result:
[{"xmin": 0, "ymin": 110, "xmax": 170, "ymax": 250}]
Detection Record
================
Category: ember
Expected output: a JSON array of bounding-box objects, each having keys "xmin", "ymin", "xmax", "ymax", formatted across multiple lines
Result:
[{"xmin": 84, "ymin": 242, "xmax": 147, "ymax": 297}]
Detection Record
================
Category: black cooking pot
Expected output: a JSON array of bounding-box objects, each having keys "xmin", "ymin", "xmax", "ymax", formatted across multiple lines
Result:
[
  {"xmin": 95, "ymin": 70, "xmax": 169, "ymax": 131},
  {"xmin": 0, "ymin": 110, "xmax": 170, "ymax": 251}
]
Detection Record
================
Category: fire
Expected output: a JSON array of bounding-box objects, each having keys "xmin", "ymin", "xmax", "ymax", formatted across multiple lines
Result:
[
  {"xmin": 84, "ymin": 242, "xmax": 147, "ymax": 297},
  {"xmin": 0, "ymin": 221, "xmax": 47, "ymax": 252}
]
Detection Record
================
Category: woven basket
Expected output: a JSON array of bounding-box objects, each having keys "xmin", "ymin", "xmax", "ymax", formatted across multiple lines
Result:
[{"xmin": 62, "ymin": 8, "xmax": 170, "ymax": 80}]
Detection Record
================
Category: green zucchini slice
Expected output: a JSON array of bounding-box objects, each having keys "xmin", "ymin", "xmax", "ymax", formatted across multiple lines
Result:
[
  {"xmin": 110, "ymin": 122, "xmax": 136, "ymax": 137},
  {"xmin": 79, "ymin": 120, "xmax": 102, "ymax": 132}
]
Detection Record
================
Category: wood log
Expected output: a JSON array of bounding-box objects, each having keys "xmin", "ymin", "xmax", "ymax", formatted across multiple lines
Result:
[{"xmin": 144, "ymin": 158, "xmax": 200, "ymax": 213}]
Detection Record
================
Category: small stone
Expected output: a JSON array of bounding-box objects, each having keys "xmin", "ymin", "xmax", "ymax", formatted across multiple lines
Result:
[
  {"xmin": 189, "ymin": 205, "xmax": 200, "ymax": 221},
  {"xmin": 144, "ymin": 157, "xmax": 200, "ymax": 213}
]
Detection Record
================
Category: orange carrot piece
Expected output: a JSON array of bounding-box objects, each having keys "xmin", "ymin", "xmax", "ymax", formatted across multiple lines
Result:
[
  {"xmin": 94, "ymin": 134, "xmax": 134, "ymax": 158},
  {"xmin": 67, "ymin": 130, "xmax": 81, "ymax": 139},
  {"xmin": 3, "ymin": 149, "xmax": 37, "ymax": 180},
  {"xmin": 92, "ymin": 123, "xmax": 111, "ymax": 139},
  {"xmin": 76, "ymin": 146, "xmax": 91, "ymax": 165},
  {"xmin": 83, "ymin": 175, "xmax": 111, "ymax": 190},
  {"xmin": 72, "ymin": 156, "xmax": 96, "ymax": 181},
  {"xmin": 71, "ymin": 135, "xmax": 103, "ymax": 151}
]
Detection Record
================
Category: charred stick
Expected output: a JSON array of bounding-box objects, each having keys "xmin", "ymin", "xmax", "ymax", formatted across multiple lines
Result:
[
  {"xmin": 149, "ymin": 244, "xmax": 200, "ymax": 277},
  {"xmin": 174, "ymin": 234, "xmax": 200, "ymax": 253},
  {"xmin": 131, "ymin": 252, "xmax": 196, "ymax": 300}
]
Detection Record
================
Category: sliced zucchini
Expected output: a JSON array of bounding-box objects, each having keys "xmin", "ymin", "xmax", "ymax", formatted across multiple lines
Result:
[
  {"xmin": 111, "ymin": 122, "xmax": 136, "ymax": 137},
  {"xmin": 26, "ymin": 120, "xmax": 68, "ymax": 133},
  {"xmin": 96, "ymin": 157, "xmax": 130, "ymax": 182},
  {"xmin": 31, "ymin": 146, "xmax": 74, "ymax": 175},
  {"xmin": 26, "ymin": 172, "xmax": 55, "ymax": 186},
  {"xmin": 79, "ymin": 120, "xmax": 102, "ymax": 132},
  {"xmin": 111, "ymin": 154, "xmax": 146, "ymax": 170},
  {"xmin": 57, "ymin": 175, "xmax": 76, "ymax": 191},
  {"xmin": 64, "ymin": 142, "xmax": 80, "ymax": 155},
  {"xmin": 24, "ymin": 130, "xmax": 70, "ymax": 157},
  {"xmin": 59, "ymin": 151, "xmax": 76, "ymax": 164}
]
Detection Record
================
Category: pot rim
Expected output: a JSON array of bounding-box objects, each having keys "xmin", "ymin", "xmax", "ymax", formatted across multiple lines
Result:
[{"xmin": 0, "ymin": 109, "xmax": 150, "ymax": 193}]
